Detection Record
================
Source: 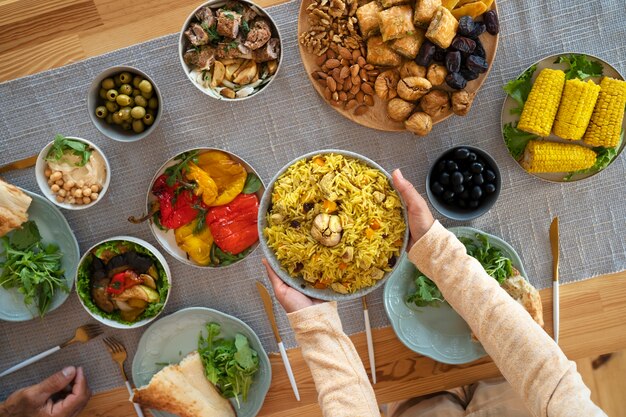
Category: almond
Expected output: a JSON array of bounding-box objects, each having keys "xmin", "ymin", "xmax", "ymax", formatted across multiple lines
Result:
[
  {"xmin": 339, "ymin": 91, "xmax": 347, "ymax": 101},
  {"xmin": 345, "ymin": 99, "xmax": 358, "ymax": 110},
  {"xmin": 357, "ymin": 56, "xmax": 366, "ymax": 67},
  {"xmin": 327, "ymin": 77, "xmax": 337, "ymax": 92},
  {"xmin": 316, "ymin": 71, "xmax": 328, "ymax": 79},
  {"xmin": 364, "ymin": 94, "xmax": 375, "ymax": 106},
  {"xmin": 344, "ymin": 78, "xmax": 353, "ymax": 90},
  {"xmin": 311, "ymin": 71, "xmax": 320, "ymax": 80},
  {"xmin": 364, "ymin": 64, "xmax": 374, "ymax": 70},
  {"xmin": 316, "ymin": 53, "xmax": 327, "ymax": 66},
  {"xmin": 354, "ymin": 105, "xmax": 369, "ymax": 115},
  {"xmin": 361, "ymin": 83, "xmax": 374, "ymax": 95},
  {"xmin": 340, "ymin": 66, "xmax": 350, "ymax": 79},
  {"xmin": 332, "ymin": 91, "xmax": 339, "ymax": 101},
  {"xmin": 360, "ymin": 68, "xmax": 368, "ymax": 81},
  {"xmin": 352, "ymin": 50, "xmax": 361, "ymax": 61},
  {"xmin": 356, "ymin": 91, "xmax": 365, "ymax": 104},
  {"xmin": 325, "ymin": 58, "xmax": 341, "ymax": 69},
  {"xmin": 340, "ymin": 58, "xmax": 349, "ymax": 67},
  {"xmin": 330, "ymin": 99, "xmax": 342, "ymax": 107},
  {"xmin": 350, "ymin": 84, "xmax": 360, "ymax": 95},
  {"xmin": 317, "ymin": 78, "xmax": 327, "ymax": 87},
  {"xmin": 339, "ymin": 47, "xmax": 352, "ymax": 60},
  {"xmin": 327, "ymin": 49, "xmax": 337, "ymax": 59},
  {"xmin": 350, "ymin": 64, "xmax": 360, "ymax": 78}
]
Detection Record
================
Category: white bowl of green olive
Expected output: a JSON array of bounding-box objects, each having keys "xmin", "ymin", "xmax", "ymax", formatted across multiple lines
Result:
[{"xmin": 87, "ymin": 66, "xmax": 163, "ymax": 142}]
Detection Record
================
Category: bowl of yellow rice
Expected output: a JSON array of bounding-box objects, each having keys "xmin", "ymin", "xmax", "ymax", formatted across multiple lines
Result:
[{"xmin": 259, "ymin": 150, "xmax": 409, "ymax": 301}]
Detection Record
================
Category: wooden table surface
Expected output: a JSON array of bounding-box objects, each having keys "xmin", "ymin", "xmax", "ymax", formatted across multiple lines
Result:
[{"xmin": 2, "ymin": 1, "xmax": 625, "ymax": 416}]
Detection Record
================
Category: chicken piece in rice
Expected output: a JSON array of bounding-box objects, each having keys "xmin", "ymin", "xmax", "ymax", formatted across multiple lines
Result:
[
  {"xmin": 183, "ymin": 46, "xmax": 216, "ymax": 70},
  {"xmin": 184, "ymin": 23, "xmax": 209, "ymax": 46},
  {"xmin": 252, "ymin": 38, "xmax": 280, "ymax": 62},
  {"xmin": 216, "ymin": 40, "xmax": 252, "ymax": 60},
  {"xmin": 216, "ymin": 9, "xmax": 242, "ymax": 38},
  {"xmin": 244, "ymin": 19, "xmax": 272, "ymax": 50}
]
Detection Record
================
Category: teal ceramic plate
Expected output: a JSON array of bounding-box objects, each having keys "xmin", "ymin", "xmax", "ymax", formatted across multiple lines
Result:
[
  {"xmin": 0, "ymin": 189, "xmax": 79, "ymax": 321},
  {"xmin": 383, "ymin": 226, "xmax": 527, "ymax": 364},
  {"xmin": 131, "ymin": 307, "xmax": 271, "ymax": 417}
]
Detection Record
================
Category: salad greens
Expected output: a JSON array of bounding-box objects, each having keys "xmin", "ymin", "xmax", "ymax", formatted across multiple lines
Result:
[
  {"xmin": 555, "ymin": 54, "xmax": 603, "ymax": 80},
  {"xmin": 164, "ymin": 150, "xmax": 200, "ymax": 187},
  {"xmin": 563, "ymin": 132, "xmax": 622, "ymax": 181},
  {"xmin": 45, "ymin": 134, "xmax": 92, "ymax": 167},
  {"xmin": 406, "ymin": 233, "xmax": 513, "ymax": 307},
  {"xmin": 0, "ymin": 221, "xmax": 67, "ymax": 317},
  {"xmin": 198, "ymin": 322, "xmax": 259, "ymax": 408},
  {"xmin": 503, "ymin": 64, "xmax": 537, "ymax": 115},
  {"xmin": 210, "ymin": 244, "xmax": 253, "ymax": 267},
  {"xmin": 503, "ymin": 122, "xmax": 538, "ymax": 159},
  {"xmin": 242, "ymin": 172, "xmax": 262, "ymax": 194}
]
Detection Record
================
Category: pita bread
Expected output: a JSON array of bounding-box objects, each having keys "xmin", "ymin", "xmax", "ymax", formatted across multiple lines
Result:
[
  {"xmin": 0, "ymin": 179, "xmax": 32, "ymax": 237},
  {"xmin": 133, "ymin": 352, "xmax": 236, "ymax": 417},
  {"xmin": 501, "ymin": 272, "xmax": 544, "ymax": 328}
]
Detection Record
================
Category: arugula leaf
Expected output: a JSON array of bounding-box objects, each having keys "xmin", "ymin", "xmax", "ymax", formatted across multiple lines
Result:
[
  {"xmin": 406, "ymin": 274, "xmax": 444, "ymax": 307},
  {"xmin": 242, "ymin": 172, "xmax": 262, "ymax": 194},
  {"xmin": 164, "ymin": 150, "xmax": 199, "ymax": 187},
  {"xmin": 10, "ymin": 221, "xmax": 41, "ymax": 250},
  {"xmin": 45, "ymin": 134, "xmax": 92, "ymax": 167},
  {"xmin": 503, "ymin": 123, "xmax": 537, "ymax": 160},
  {"xmin": 503, "ymin": 64, "xmax": 537, "ymax": 115},
  {"xmin": 563, "ymin": 131, "xmax": 622, "ymax": 180},
  {"xmin": 211, "ymin": 245, "xmax": 251, "ymax": 266},
  {"xmin": 555, "ymin": 54, "xmax": 603, "ymax": 80}
]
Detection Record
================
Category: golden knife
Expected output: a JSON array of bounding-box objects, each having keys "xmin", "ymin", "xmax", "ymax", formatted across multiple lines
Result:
[
  {"xmin": 255, "ymin": 281, "xmax": 300, "ymax": 401},
  {"xmin": 0, "ymin": 155, "xmax": 38, "ymax": 174},
  {"xmin": 549, "ymin": 217, "xmax": 560, "ymax": 344}
]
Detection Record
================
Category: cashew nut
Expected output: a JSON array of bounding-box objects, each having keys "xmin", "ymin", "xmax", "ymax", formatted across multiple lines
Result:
[{"xmin": 311, "ymin": 213, "xmax": 343, "ymax": 247}]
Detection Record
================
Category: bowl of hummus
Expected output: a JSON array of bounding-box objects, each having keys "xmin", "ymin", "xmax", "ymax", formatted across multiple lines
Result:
[{"xmin": 36, "ymin": 135, "xmax": 111, "ymax": 210}]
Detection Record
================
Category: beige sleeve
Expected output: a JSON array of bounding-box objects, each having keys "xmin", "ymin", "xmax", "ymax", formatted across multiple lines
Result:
[
  {"xmin": 287, "ymin": 302, "xmax": 379, "ymax": 417},
  {"xmin": 408, "ymin": 221, "xmax": 605, "ymax": 417}
]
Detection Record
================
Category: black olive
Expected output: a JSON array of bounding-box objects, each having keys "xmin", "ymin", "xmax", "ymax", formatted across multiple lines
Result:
[
  {"xmin": 484, "ymin": 10, "xmax": 500, "ymax": 35},
  {"xmin": 437, "ymin": 160, "xmax": 447, "ymax": 172},
  {"xmin": 290, "ymin": 220, "xmax": 300, "ymax": 228},
  {"xmin": 468, "ymin": 152, "xmax": 478, "ymax": 161},
  {"xmin": 469, "ymin": 200, "xmax": 479, "ymax": 208},
  {"xmin": 460, "ymin": 189, "xmax": 470, "ymax": 200},
  {"xmin": 470, "ymin": 162, "xmax": 484, "ymax": 174},
  {"xmin": 457, "ymin": 15, "xmax": 475, "ymax": 37},
  {"xmin": 452, "ymin": 171, "xmax": 464, "ymax": 185},
  {"xmin": 462, "ymin": 171, "xmax": 473, "ymax": 183},
  {"xmin": 484, "ymin": 169, "xmax": 496, "ymax": 182},
  {"xmin": 453, "ymin": 183, "xmax": 465, "ymax": 193},
  {"xmin": 473, "ymin": 38, "xmax": 486, "ymax": 59},
  {"xmin": 388, "ymin": 255, "xmax": 397, "ymax": 267},
  {"xmin": 445, "ymin": 51, "xmax": 461, "ymax": 73},
  {"xmin": 433, "ymin": 46, "xmax": 447, "ymax": 62},
  {"xmin": 445, "ymin": 72, "xmax": 467, "ymax": 90},
  {"xmin": 440, "ymin": 172, "xmax": 451, "ymax": 185},
  {"xmin": 471, "ymin": 186, "xmax": 483, "ymax": 200},
  {"xmin": 443, "ymin": 190, "xmax": 455, "ymax": 200},
  {"xmin": 451, "ymin": 36, "xmax": 476, "ymax": 54},
  {"xmin": 446, "ymin": 160, "xmax": 458, "ymax": 172},
  {"xmin": 454, "ymin": 148, "xmax": 470, "ymax": 159},
  {"xmin": 485, "ymin": 183, "xmax": 496, "ymax": 194},
  {"xmin": 303, "ymin": 202, "xmax": 314, "ymax": 212},
  {"xmin": 468, "ymin": 21, "xmax": 486, "ymax": 38},
  {"xmin": 458, "ymin": 199, "xmax": 467, "ymax": 208},
  {"xmin": 460, "ymin": 69, "xmax": 479, "ymax": 81},
  {"xmin": 473, "ymin": 173, "xmax": 484, "ymax": 185},
  {"xmin": 431, "ymin": 181, "xmax": 444, "ymax": 195},
  {"xmin": 416, "ymin": 40, "xmax": 436, "ymax": 66},
  {"xmin": 466, "ymin": 55, "xmax": 489, "ymax": 73}
]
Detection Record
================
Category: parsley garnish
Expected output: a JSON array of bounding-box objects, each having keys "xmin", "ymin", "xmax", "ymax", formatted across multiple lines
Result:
[
  {"xmin": 164, "ymin": 150, "xmax": 199, "ymax": 187},
  {"xmin": 45, "ymin": 134, "xmax": 92, "ymax": 167},
  {"xmin": 241, "ymin": 20, "xmax": 250, "ymax": 38}
]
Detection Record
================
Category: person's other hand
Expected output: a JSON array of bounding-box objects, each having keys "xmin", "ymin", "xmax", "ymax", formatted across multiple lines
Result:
[
  {"xmin": 392, "ymin": 169, "xmax": 435, "ymax": 247},
  {"xmin": 0, "ymin": 366, "xmax": 91, "ymax": 417},
  {"xmin": 262, "ymin": 259, "xmax": 323, "ymax": 313}
]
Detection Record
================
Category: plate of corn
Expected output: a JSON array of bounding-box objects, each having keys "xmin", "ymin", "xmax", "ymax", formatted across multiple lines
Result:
[{"xmin": 501, "ymin": 53, "xmax": 625, "ymax": 182}]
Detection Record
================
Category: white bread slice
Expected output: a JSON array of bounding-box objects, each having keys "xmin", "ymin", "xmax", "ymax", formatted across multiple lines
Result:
[
  {"xmin": 133, "ymin": 351, "xmax": 235, "ymax": 417},
  {"xmin": 0, "ymin": 179, "xmax": 32, "ymax": 237}
]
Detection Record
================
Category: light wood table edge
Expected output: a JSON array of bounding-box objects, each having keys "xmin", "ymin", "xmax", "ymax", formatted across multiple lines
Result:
[{"xmin": 79, "ymin": 269, "xmax": 626, "ymax": 417}]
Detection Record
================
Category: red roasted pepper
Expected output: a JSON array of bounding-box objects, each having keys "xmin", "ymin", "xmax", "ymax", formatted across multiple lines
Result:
[
  {"xmin": 152, "ymin": 174, "xmax": 201, "ymax": 229},
  {"xmin": 106, "ymin": 270, "xmax": 142, "ymax": 295},
  {"xmin": 206, "ymin": 193, "xmax": 259, "ymax": 255}
]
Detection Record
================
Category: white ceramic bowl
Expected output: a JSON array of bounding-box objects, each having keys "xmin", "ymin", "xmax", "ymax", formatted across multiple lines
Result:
[
  {"xmin": 75, "ymin": 236, "xmax": 172, "ymax": 329},
  {"xmin": 36, "ymin": 137, "xmax": 111, "ymax": 210},
  {"xmin": 87, "ymin": 66, "xmax": 163, "ymax": 142},
  {"xmin": 178, "ymin": 0, "xmax": 283, "ymax": 101},
  {"xmin": 146, "ymin": 147, "xmax": 265, "ymax": 268}
]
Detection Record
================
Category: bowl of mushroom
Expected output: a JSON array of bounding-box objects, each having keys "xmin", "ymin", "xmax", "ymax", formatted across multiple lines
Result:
[{"xmin": 179, "ymin": 0, "xmax": 282, "ymax": 100}]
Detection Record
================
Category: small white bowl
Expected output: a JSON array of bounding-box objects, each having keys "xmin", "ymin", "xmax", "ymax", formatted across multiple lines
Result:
[
  {"xmin": 75, "ymin": 236, "xmax": 172, "ymax": 329},
  {"xmin": 87, "ymin": 66, "xmax": 163, "ymax": 142},
  {"xmin": 36, "ymin": 137, "xmax": 111, "ymax": 210},
  {"xmin": 178, "ymin": 0, "xmax": 283, "ymax": 101}
]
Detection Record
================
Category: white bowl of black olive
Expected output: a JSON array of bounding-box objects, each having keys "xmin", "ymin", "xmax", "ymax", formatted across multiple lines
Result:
[
  {"xmin": 426, "ymin": 146, "xmax": 500, "ymax": 221},
  {"xmin": 178, "ymin": 0, "xmax": 282, "ymax": 101}
]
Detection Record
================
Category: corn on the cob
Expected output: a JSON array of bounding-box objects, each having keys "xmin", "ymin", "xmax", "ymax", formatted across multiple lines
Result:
[
  {"xmin": 521, "ymin": 140, "xmax": 597, "ymax": 173},
  {"xmin": 518, "ymin": 69, "xmax": 566, "ymax": 137},
  {"xmin": 553, "ymin": 79, "xmax": 601, "ymax": 141},
  {"xmin": 583, "ymin": 77, "xmax": 626, "ymax": 148}
]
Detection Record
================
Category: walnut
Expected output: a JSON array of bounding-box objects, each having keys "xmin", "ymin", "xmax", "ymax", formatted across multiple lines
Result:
[
  {"xmin": 404, "ymin": 112, "xmax": 432, "ymax": 136},
  {"xmin": 397, "ymin": 77, "xmax": 432, "ymax": 101},
  {"xmin": 328, "ymin": 0, "xmax": 346, "ymax": 17},
  {"xmin": 426, "ymin": 64, "xmax": 447, "ymax": 86},
  {"xmin": 399, "ymin": 61, "xmax": 426, "ymax": 79},
  {"xmin": 420, "ymin": 90, "xmax": 450, "ymax": 118},
  {"xmin": 387, "ymin": 98, "xmax": 415, "ymax": 122},
  {"xmin": 375, "ymin": 70, "xmax": 400, "ymax": 100},
  {"xmin": 451, "ymin": 90, "xmax": 475, "ymax": 116}
]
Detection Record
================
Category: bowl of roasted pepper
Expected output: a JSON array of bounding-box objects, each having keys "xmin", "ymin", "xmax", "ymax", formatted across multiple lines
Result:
[{"xmin": 131, "ymin": 148, "xmax": 265, "ymax": 268}]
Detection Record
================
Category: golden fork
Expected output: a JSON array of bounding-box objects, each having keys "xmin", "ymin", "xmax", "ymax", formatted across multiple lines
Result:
[
  {"xmin": 0, "ymin": 323, "xmax": 102, "ymax": 377},
  {"xmin": 103, "ymin": 337, "xmax": 145, "ymax": 417}
]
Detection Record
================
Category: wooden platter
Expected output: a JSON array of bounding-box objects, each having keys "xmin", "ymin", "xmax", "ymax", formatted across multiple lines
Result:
[{"xmin": 297, "ymin": 0, "xmax": 499, "ymax": 132}]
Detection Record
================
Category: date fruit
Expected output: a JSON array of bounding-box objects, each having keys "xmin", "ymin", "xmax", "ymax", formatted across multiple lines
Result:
[
  {"xmin": 445, "ymin": 51, "xmax": 461, "ymax": 73},
  {"xmin": 457, "ymin": 16, "xmax": 475, "ymax": 37},
  {"xmin": 416, "ymin": 40, "xmax": 436, "ymax": 67},
  {"xmin": 466, "ymin": 55, "xmax": 488, "ymax": 73},
  {"xmin": 484, "ymin": 10, "xmax": 500, "ymax": 35},
  {"xmin": 451, "ymin": 36, "xmax": 476, "ymax": 54},
  {"xmin": 446, "ymin": 72, "xmax": 467, "ymax": 90}
]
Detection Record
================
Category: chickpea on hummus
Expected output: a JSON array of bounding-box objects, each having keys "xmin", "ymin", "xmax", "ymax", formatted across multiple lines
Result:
[{"xmin": 44, "ymin": 135, "xmax": 106, "ymax": 206}]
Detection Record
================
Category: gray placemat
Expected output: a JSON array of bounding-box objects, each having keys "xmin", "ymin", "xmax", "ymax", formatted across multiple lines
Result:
[{"xmin": 1, "ymin": 0, "xmax": 625, "ymax": 398}]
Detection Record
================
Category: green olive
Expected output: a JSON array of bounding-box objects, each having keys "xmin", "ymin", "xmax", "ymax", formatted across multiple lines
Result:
[
  {"xmin": 105, "ymin": 114, "xmax": 114, "ymax": 124},
  {"xmin": 119, "ymin": 72, "xmax": 133, "ymax": 84},
  {"xmin": 114, "ymin": 75, "xmax": 122, "ymax": 87},
  {"xmin": 141, "ymin": 90, "xmax": 153, "ymax": 99},
  {"xmin": 142, "ymin": 113, "xmax": 155, "ymax": 126},
  {"xmin": 119, "ymin": 84, "xmax": 133, "ymax": 95},
  {"xmin": 99, "ymin": 88, "xmax": 107, "ymax": 99},
  {"xmin": 146, "ymin": 108, "xmax": 155, "ymax": 116},
  {"xmin": 132, "ymin": 119, "xmax": 145, "ymax": 133},
  {"xmin": 132, "ymin": 88, "xmax": 141, "ymax": 97},
  {"xmin": 132, "ymin": 76, "xmax": 143, "ymax": 88},
  {"xmin": 118, "ymin": 107, "xmax": 132, "ymax": 121},
  {"xmin": 105, "ymin": 101, "xmax": 119, "ymax": 113},
  {"xmin": 138, "ymin": 80, "xmax": 153, "ymax": 94},
  {"xmin": 101, "ymin": 78, "xmax": 115, "ymax": 90},
  {"xmin": 106, "ymin": 89, "xmax": 118, "ymax": 101},
  {"xmin": 116, "ymin": 94, "xmax": 131, "ymax": 106},
  {"xmin": 130, "ymin": 106, "xmax": 146, "ymax": 119},
  {"xmin": 148, "ymin": 97, "xmax": 159, "ymax": 109},
  {"xmin": 121, "ymin": 121, "xmax": 132, "ymax": 131},
  {"xmin": 111, "ymin": 112, "xmax": 124, "ymax": 125},
  {"xmin": 134, "ymin": 96, "xmax": 148, "ymax": 107},
  {"xmin": 95, "ymin": 106, "xmax": 108, "ymax": 119}
]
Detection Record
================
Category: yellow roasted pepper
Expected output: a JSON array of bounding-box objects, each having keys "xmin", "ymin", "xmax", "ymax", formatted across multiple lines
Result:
[
  {"xmin": 197, "ymin": 151, "xmax": 247, "ymax": 206},
  {"xmin": 185, "ymin": 162, "xmax": 218, "ymax": 206},
  {"xmin": 175, "ymin": 219, "xmax": 214, "ymax": 266}
]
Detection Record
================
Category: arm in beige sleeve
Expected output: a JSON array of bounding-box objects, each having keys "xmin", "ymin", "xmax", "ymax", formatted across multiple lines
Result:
[
  {"xmin": 408, "ymin": 221, "xmax": 605, "ymax": 417},
  {"xmin": 287, "ymin": 302, "xmax": 379, "ymax": 417}
]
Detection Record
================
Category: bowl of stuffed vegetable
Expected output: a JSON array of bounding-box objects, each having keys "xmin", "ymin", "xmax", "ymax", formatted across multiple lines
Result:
[{"xmin": 75, "ymin": 236, "xmax": 171, "ymax": 329}]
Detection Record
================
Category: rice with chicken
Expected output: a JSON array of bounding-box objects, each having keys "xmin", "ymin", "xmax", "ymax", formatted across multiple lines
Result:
[{"xmin": 264, "ymin": 154, "xmax": 406, "ymax": 294}]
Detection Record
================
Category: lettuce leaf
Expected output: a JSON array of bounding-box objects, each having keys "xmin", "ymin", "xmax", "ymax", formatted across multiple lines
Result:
[
  {"xmin": 555, "ymin": 54, "xmax": 603, "ymax": 80},
  {"xmin": 563, "ymin": 132, "xmax": 622, "ymax": 181},
  {"xmin": 503, "ymin": 64, "xmax": 537, "ymax": 115},
  {"xmin": 503, "ymin": 123, "xmax": 538, "ymax": 160}
]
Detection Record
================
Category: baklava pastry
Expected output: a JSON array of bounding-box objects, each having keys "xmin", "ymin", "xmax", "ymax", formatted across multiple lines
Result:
[
  {"xmin": 413, "ymin": 0, "xmax": 441, "ymax": 27},
  {"xmin": 389, "ymin": 29, "xmax": 425, "ymax": 58},
  {"xmin": 356, "ymin": 1, "xmax": 383, "ymax": 39},
  {"xmin": 366, "ymin": 36, "xmax": 403, "ymax": 67},
  {"xmin": 378, "ymin": 5, "xmax": 416, "ymax": 42},
  {"xmin": 381, "ymin": 0, "xmax": 410, "ymax": 8},
  {"xmin": 426, "ymin": 6, "xmax": 458, "ymax": 48}
]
